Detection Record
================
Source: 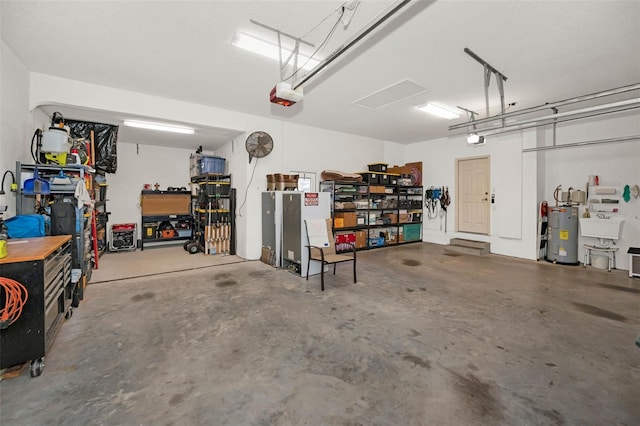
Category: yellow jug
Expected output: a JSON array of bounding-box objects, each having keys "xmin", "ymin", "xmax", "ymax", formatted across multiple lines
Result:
[{"xmin": 0, "ymin": 239, "xmax": 7, "ymax": 259}]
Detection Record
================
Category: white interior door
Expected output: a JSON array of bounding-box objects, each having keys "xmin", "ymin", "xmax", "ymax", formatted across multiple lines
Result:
[{"xmin": 457, "ymin": 156, "xmax": 490, "ymax": 234}]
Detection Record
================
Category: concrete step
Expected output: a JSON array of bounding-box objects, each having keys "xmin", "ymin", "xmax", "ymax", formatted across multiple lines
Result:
[
  {"xmin": 445, "ymin": 238, "xmax": 490, "ymax": 256},
  {"xmin": 449, "ymin": 238, "xmax": 490, "ymax": 251},
  {"xmin": 444, "ymin": 244, "xmax": 488, "ymax": 256}
]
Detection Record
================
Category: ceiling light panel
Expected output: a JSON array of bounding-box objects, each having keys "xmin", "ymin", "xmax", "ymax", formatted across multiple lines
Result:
[
  {"xmin": 232, "ymin": 32, "xmax": 319, "ymax": 71},
  {"xmin": 417, "ymin": 103, "xmax": 460, "ymax": 120},
  {"xmin": 123, "ymin": 120, "xmax": 195, "ymax": 134},
  {"xmin": 352, "ymin": 79, "xmax": 429, "ymax": 110}
]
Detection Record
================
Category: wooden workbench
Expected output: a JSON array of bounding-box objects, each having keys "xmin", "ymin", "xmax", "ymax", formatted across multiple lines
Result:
[{"xmin": 0, "ymin": 235, "xmax": 72, "ymax": 264}]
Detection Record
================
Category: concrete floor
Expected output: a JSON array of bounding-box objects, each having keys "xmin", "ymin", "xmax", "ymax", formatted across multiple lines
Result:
[
  {"xmin": 90, "ymin": 244, "xmax": 245, "ymax": 283},
  {"xmin": 1, "ymin": 242, "xmax": 639, "ymax": 425}
]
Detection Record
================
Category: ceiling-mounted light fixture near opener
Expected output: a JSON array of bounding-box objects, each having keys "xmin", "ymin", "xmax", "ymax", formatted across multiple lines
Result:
[{"xmin": 467, "ymin": 133, "xmax": 485, "ymax": 145}]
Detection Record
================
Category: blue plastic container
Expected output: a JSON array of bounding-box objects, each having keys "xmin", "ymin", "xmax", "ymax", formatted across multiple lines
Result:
[{"xmin": 200, "ymin": 156, "xmax": 225, "ymax": 174}]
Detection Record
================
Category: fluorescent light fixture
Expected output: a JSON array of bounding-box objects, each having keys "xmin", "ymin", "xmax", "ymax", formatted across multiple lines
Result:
[
  {"xmin": 123, "ymin": 120, "xmax": 194, "ymax": 135},
  {"xmin": 467, "ymin": 133, "xmax": 486, "ymax": 145},
  {"xmin": 232, "ymin": 32, "xmax": 320, "ymax": 71},
  {"xmin": 417, "ymin": 103, "xmax": 461, "ymax": 120}
]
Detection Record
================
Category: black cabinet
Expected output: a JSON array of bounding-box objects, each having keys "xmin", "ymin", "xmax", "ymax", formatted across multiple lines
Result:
[{"xmin": 0, "ymin": 236, "xmax": 72, "ymax": 376}]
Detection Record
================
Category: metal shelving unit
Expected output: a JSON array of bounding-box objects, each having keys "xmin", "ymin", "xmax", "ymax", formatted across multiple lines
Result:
[
  {"xmin": 320, "ymin": 180, "xmax": 423, "ymax": 252},
  {"xmin": 190, "ymin": 174, "xmax": 236, "ymax": 255},
  {"xmin": 15, "ymin": 161, "xmax": 102, "ymax": 300}
]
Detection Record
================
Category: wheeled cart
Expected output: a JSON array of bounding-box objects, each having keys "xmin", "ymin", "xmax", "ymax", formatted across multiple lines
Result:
[{"xmin": 0, "ymin": 236, "xmax": 74, "ymax": 377}]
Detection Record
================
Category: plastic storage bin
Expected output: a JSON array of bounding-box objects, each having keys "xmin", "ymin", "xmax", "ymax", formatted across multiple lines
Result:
[
  {"xmin": 368, "ymin": 163, "xmax": 388, "ymax": 172},
  {"xmin": 190, "ymin": 154, "xmax": 226, "ymax": 176},
  {"xmin": 403, "ymin": 224, "xmax": 422, "ymax": 242}
]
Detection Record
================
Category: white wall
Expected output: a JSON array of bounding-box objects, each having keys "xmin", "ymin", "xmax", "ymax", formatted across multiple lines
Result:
[
  {"xmin": 106, "ymin": 142, "xmax": 194, "ymax": 231},
  {"xmin": 407, "ymin": 130, "xmax": 539, "ymax": 260},
  {"xmin": 407, "ymin": 111, "xmax": 640, "ymax": 270},
  {"xmin": 17, "ymin": 72, "xmax": 640, "ymax": 270},
  {"xmin": 0, "ymin": 41, "xmax": 32, "ymax": 217},
  {"xmin": 216, "ymin": 121, "xmax": 389, "ymax": 260},
  {"xmin": 538, "ymin": 112, "xmax": 640, "ymax": 270},
  {"xmin": 28, "ymin": 73, "xmax": 391, "ymax": 260}
]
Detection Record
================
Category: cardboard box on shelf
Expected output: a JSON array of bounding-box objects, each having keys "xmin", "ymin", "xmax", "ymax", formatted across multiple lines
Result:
[
  {"xmin": 383, "ymin": 213, "xmax": 398, "ymax": 223},
  {"xmin": 355, "ymin": 230, "xmax": 367, "ymax": 249},
  {"xmin": 334, "ymin": 212, "xmax": 356, "ymax": 228}
]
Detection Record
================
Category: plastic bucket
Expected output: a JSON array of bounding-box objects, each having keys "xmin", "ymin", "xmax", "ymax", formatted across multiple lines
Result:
[{"xmin": 591, "ymin": 254, "xmax": 609, "ymax": 270}]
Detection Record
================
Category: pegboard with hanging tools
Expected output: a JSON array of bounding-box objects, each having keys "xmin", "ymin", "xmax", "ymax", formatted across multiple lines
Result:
[{"xmin": 425, "ymin": 186, "xmax": 452, "ymax": 232}]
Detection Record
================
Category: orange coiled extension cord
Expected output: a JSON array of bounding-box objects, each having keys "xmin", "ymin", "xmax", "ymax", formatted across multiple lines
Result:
[{"xmin": 0, "ymin": 277, "xmax": 28, "ymax": 329}]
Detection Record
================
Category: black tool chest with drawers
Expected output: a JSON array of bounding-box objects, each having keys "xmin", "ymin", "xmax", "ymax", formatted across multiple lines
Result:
[{"xmin": 0, "ymin": 235, "xmax": 73, "ymax": 377}]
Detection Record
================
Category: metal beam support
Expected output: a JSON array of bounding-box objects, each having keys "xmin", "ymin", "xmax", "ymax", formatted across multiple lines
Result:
[
  {"xmin": 250, "ymin": 19, "xmax": 315, "ymax": 47},
  {"xmin": 464, "ymin": 47, "xmax": 508, "ymax": 82},
  {"xmin": 277, "ymin": 31, "xmax": 301, "ymax": 84},
  {"xmin": 472, "ymin": 98, "xmax": 640, "ymax": 137},
  {"xmin": 522, "ymin": 135, "xmax": 640, "ymax": 153},
  {"xmin": 465, "ymin": 47, "xmax": 508, "ymax": 122},
  {"xmin": 484, "ymin": 65, "xmax": 491, "ymax": 117},
  {"xmin": 293, "ymin": 0, "xmax": 413, "ymax": 90},
  {"xmin": 450, "ymin": 83, "xmax": 640, "ymax": 131}
]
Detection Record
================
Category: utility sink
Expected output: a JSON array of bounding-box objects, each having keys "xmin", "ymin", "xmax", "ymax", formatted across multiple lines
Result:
[{"xmin": 579, "ymin": 217, "xmax": 624, "ymax": 240}]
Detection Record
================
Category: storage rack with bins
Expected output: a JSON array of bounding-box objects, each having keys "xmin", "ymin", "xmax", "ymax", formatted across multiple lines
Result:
[
  {"xmin": 190, "ymin": 174, "xmax": 236, "ymax": 255},
  {"xmin": 15, "ymin": 161, "xmax": 104, "ymax": 300},
  {"xmin": 140, "ymin": 190, "xmax": 192, "ymax": 250},
  {"xmin": 320, "ymin": 180, "xmax": 423, "ymax": 252},
  {"xmin": 93, "ymin": 180, "xmax": 109, "ymax": 257}
]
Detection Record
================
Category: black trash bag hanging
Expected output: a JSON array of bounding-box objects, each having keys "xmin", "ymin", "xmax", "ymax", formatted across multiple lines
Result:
[{"xmin": 65, "ymin": 119, "xmax": 118, "ymax": 173}]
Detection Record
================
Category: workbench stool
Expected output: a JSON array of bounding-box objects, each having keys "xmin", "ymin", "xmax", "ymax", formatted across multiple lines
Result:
[{"xmin": 583, "ymin": 244, "xmax": 618, "ymax": 272}]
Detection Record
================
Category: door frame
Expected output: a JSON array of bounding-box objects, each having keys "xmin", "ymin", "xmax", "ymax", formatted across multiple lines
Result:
[{"xmin": 455, "ymin": 155, "xmax": 491, "ymax": 235}]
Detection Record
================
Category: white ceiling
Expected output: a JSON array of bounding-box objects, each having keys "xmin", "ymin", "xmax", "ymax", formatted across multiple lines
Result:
[{"xmin": 2, "ymin": 0, "xmax": 639, "ymax": 151}]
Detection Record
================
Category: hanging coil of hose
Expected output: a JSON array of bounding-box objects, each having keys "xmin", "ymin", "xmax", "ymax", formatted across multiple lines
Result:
[{"xmin": 0, "ymin": 277, "xmax": 29, "ymax": 329}]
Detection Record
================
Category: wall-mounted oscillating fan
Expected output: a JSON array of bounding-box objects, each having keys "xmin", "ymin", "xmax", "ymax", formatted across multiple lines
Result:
[{"xmin": 245, "ymin": 131, "xmax": 273, "ymax": 163}]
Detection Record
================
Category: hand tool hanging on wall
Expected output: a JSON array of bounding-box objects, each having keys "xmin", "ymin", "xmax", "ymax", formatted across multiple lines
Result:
[
  {"xmin": 425, "ymin": 186, "xmax": 441, "ymax": 220},
  {"xmin": 439, "ymin": 186, "xmax": 451, "ymax": 232}
]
